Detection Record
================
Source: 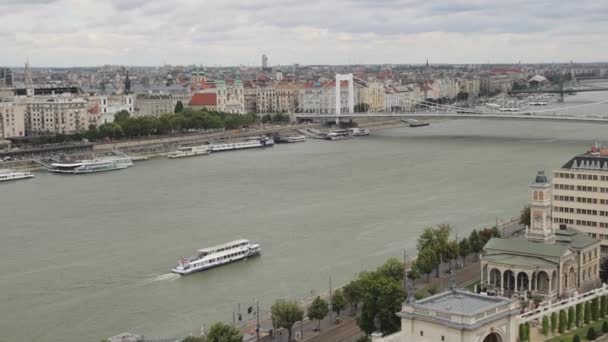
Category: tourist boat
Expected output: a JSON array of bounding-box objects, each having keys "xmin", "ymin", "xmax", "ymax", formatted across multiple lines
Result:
[
  {"xmin": 171, "ymin": 239, "xmax": 261, "ymax": 275},
  {"xmin": 276, "ymin": 135, "xmax": 307, "ymax": 143},
  {"xmin": 325, "ymin": 129, "xmax": 350, "ymax": 140},
  {"xmin": 0, "ymin": 169, "xmax": 35, "ymax": 182},
  {"xmin": 348, "ymin": 128, "xmax": 370, "ymax": 136},
  {"xmin": 47, "ymin": 156, "xmax": 134, "ymax": 174},
  {"xmin": 167, "ymin": 145, "xmax": 210, "ymax": 158},
  {"xmin": 209, "ymin": 137, "xmax": 274, "ymax": 152}
]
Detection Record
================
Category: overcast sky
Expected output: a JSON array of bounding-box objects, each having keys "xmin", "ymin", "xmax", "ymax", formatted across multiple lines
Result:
[{"xmin": 1, "ymin": 0, "xmax": 607, "ymax": 67}]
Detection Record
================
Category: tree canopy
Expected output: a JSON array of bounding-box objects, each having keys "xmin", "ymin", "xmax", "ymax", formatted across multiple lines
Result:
[
  {"xmin": 307, "ymin": 296, "xmax": 329, "ymax": 331},
  {"xmin": 271, "ymin": 299, "xmax": 304, "ymax": 342}
]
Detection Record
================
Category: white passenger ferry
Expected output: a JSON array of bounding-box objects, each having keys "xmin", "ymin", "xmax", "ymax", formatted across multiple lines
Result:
[
  {"xmin": 209, "ymin": 137, "xmax": 274, "ymax": 152},
  {"xmin": 171, "ymin": 239, "xmax": 261, "ymax": 275},
  {"xmin": 0, "ymin": 169, "xmax": 35, "ymax": 182},
  {"xmin": 348, "ymin": 128, "xmax": 370, "ymax": 136},
  {"xmin": 48, "ymin": 156, "xmax": 133, "ymax": 174},
  {"xmin": 167, "ymin": 145, "xmax": 210, "ymax": 158},
  {"xmin": 325, "ymin": 129, "xmax": 350, "ymax": 140}
]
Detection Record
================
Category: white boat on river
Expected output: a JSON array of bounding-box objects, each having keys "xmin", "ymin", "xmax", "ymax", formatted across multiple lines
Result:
[
  {"xmin": 171, "ymin": 239, "xmax": 261, "ymax": 275},
  {"xmin": 0, "ymin": 169, "xmax": 35, "ymax": 182}
]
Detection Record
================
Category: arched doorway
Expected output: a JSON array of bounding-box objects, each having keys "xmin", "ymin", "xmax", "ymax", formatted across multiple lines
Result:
[
  {"xmin": 503, "ymin": 270, "xmax": 515, "ymax": 294},
  {"xmin": 537, "ymin": 271, "xmax": 550, "ymax": 291},
  {"xmin": 569, "ymin": 267, "xmax": 576, "ymax": 288},
  {"xmin": 482, "ymin": 332, "xmax": 503, "ymax": 342},
  {"xmin": 490, "ymin": 269, "xmax": 501, "ymax": 287},
  {"xmin": 517, "ymin": 272, "xmax": 529, "ymax": 292}
]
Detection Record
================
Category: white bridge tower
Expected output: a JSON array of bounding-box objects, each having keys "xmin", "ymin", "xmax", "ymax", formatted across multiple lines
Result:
[{"xmin": 335, "ymin": 73, "xmax": 355, "ymax": 124}]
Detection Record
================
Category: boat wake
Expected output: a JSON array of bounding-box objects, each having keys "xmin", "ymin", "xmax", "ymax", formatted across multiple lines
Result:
[{"xmin": 139, "ymin": 273, "xmax": 180, "ymax": 286}]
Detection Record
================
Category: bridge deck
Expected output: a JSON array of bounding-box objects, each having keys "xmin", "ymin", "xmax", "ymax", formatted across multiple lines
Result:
[{"xmin": 295, "ymin": 112, "xmax": 608, "ymax": 123}]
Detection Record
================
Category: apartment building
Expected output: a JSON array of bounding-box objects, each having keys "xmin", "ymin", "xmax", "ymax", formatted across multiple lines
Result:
[
  {"xmin": 24, "ymin": 97, "xmax": 89, "ymax": 135},
  {"xmin": 552, "ymin": 148, "xmax": 608, "ymax": 253},
  {"xmin": 0, "ymin": 101, "xmax": 26, "ymax": 138}
]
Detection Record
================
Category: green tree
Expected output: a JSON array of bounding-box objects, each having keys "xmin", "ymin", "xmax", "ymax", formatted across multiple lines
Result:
[
  {"xmin": 587, "ymin": 326, "xmax": 596, "ymax": 341},
  {"xmin": 271, "ymin": 299, "xmax": 304, "ymax": 342},
  {"xmin": 572, "ymin": 334, "xmax": 580, "ymax": 342},
  {"xmin": 592, "ymin": 298, "xmax": 600, "ymax": 321},
  {"xmin": 551, "ymin": 312, "xmax": 558, "ymax": 333},
  {"xmin": 525, "ymin": 322, "xmax": 530, "ymax": 341},
  {"xmin": 602, "ymin": 296, "xmax": 607, "ymax": 318},
  {"xmin": 181, "ymin": 337, "xmax": 206, "ymax": 342},
  {"xmin": 519, "ymin": 323, "xmax": 527, "ymax": 342},
  {"xmin": 458, "ymin": 238, "xmax": 470, "ymax": 266},
  {"xmin": 585, "ymin": 301, "xmax": 591, "ymax": 324},
  {"xmin": 331, "ymin": 289, "xmax": 346, "ymax": 318},
  {"xmin": 356, "ymin": 272, "xmax": 405, "ymax": 335},
  {"xmin": 376, "ymin": 258, "xmax": 404, "ymax": 282},
  {"xmin": 444, "ymin": 240, "xmax": 459, "ymax": 272},
  {"xmin": 174, "ymin": 100, "xmax": 184, "ymax": 113},
  {"xmin": 308, "ymin": 296, "xmax": 329, "ymax": 331},
  {"xmin": 603, "ymin": 320, "xmax": 608, "ymax": 333},
  {"xmin": 356, "ymin": 336, "xmax": 371, "ymax": 342},
  {"xmin": 520, "ymin": 206, "xmax": 531, "ymax": 226},
  {"xmin": 205, "ymin": 322, "xmax": 242, "ymax": 342},
  {"xmin": 113, "ymin": 110, "xmax": 130, "ymax": 123},
  {"xmin": 576, "ymin": 303, "xmax": 583, "ymax": 327},
  {"xmin": 468, "ymin": 230, "xmax": 484, "ymax": 259},
  {"xmin": 415, "ymin": 247, "xmax": 438, "ymax": 282},
  {"xmin": 261, "ymin": 114, "xmax": 272, "ymax": 124},
  {"xmin": 559, "ymin": 309, "xmax": 567, "ymax": 333},
  {"xmin": 542, "ymin": 316, "xmax": 549, "ymax": 336},
  {"xmin": 354, "ymin": 103, "xmax": 370, "ymax": 113},
  {"xmin": 98, "ymin": 122, "xmax": 123, "ymax": 139},
  {"xmin": 568, "ymin": 306, "xmax": 575, "ymax": 330},
  {"xmin": 343, "ymin": 279, "xmax": 363, "ymax": 313}
]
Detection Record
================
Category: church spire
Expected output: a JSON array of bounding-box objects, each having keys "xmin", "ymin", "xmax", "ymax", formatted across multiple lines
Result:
[{"xmin": 124, "ymin": 71, "xmax": 131, "ymax": 94}]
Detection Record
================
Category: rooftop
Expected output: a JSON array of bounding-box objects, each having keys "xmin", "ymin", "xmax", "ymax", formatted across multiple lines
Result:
[
  {"xmin": 484, "ymin": 237, "xmax": 571, "ymax": 260},
  {"xmin": 414, "ymin": 289, "xmax": 510, "ymax": 316},
  {"xmin": 562, "ymin": 147, "xmax": 608, "ymax": 170},
  {"xmin": 189, "ymin": 93, "xmax": 217, "ymax": 106}
]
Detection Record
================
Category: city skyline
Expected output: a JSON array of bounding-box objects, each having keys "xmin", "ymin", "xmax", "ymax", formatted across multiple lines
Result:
[{"xmin": 2, "ymin": 0, "xmax": 608, "ymax": 67}]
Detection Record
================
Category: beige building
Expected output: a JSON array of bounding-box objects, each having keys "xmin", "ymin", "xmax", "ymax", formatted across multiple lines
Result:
[
  {"xmin": 244, "ymin": 87, "xmax": 257, "ymax": 114},
  {"xmin": 374, "ymin": 287, "xmax": 518, "ymax": 342},
  {"xmin": 216, "ymin": 80, "xmax": 245, "ymax": 114},
  {"xmin": 256, "ymin": 86, "xmax": 277, "ymax": 114},
  {"xmin": 480, "ymin": 171, "xmax": 601, "ymax": 300},
  {"xmin": 24, "ymin": 97, "xmax": 89, "ymax": 135},
  {"xmin": 0, "ymin": 101, "xmax": 26, "ymax": 138},
  {"xmin": 358, "ymin": 82, "xmax": 386, "ymax": 112},
  {"xmin": 275, "ymin": 83, "xmax": 300, "ymax": 113},
  {"xmin": 552, "ymin": 149, "xmax": 608, "ymax": 253},
  {"xmin": 135, "ymin": 94, "xmax": 176, "ymax": 117}
]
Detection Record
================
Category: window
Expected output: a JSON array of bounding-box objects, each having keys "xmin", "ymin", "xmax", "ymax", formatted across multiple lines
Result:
[{"xmin": 420, "ymin": 331, "xmax": 423, "ymax": 336}]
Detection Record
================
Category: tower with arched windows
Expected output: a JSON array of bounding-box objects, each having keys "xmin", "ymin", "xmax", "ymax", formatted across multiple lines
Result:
[{"xmin": 528, "ymin": 171, "xmax": 555, "ymax": 244}]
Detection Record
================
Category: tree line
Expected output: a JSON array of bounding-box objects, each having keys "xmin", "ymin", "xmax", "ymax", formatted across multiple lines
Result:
[
  {"xmin": 410, "ymin": 224, "xmax": 499, "ymax": 282},
  {"xmin": 536, "ymin": 295, "xmax": 608, "ymax": 342},
  {"xmin": 24, "ymin": 105, "xmax": 292, "ymax": 146}
]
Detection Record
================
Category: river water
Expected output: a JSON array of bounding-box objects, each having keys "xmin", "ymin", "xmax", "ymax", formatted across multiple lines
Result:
[{"xmin": 1, "ymin": 91, "xmax": 607, "ymax": 342}]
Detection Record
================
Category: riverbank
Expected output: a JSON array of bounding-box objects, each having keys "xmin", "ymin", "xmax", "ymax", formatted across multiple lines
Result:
[{"xmin": 1, "ymin": 119, "xmax": 407, "ymax": 172}]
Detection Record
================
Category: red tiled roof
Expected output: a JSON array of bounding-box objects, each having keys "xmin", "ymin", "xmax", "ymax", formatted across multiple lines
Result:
[{"xmin": 189, "ymin": 93, "xmax": 217, "ymax": 106}]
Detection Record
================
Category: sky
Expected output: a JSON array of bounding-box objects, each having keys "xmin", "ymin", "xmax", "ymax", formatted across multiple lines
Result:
[{"xmin": 1, "ymin": 0, "xmax": 607, "ymax": 67}]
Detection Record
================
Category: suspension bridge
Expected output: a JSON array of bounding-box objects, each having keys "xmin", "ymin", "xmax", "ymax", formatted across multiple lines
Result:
[{"xmin": 293, "ymin": 74, "xmax": 608, "ymax": 124}]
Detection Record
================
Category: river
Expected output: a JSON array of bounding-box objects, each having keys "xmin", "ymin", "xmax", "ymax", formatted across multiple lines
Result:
[{"xmin": 1, "ymin": 91, "xmax": 607, "ymax": 342}]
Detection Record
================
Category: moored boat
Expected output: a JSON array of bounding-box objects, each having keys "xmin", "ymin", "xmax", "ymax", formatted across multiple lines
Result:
[
  {"xmin": 325, "ymin": 129, "xmax": 350, "ymax": 140},
  {"xmin": 47, "ymin": 156, "xmax": 134, "ymax": 174},
  {"xmin": 348, "ymin": 128, "xmax": 370, "ymax": 136},
  {"xmin": 168, "ymin": 145, "xmax": 210, "ymax": 158},
  {"xmin": 209, "ymin": 137, "xmax": 274, "ymax": 152},
  {"xmin": 171, "ymin": 239, "xmax": 261, "ymax": 275},
  {"xmin": 276, "ymin": 135, "xmax": 307, "ymax": 143},
  {"xmin": 0, "ymin": 169, "xmax": 35, "ymax": 182}
]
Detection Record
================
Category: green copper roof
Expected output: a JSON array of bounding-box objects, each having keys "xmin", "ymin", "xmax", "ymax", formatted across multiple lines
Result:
[
  {"xmin": 555, "ymin": 229, "xmax": 598, "ymax": 249},
  {"xmin": 483, "ymin": 254, "xmax": 557, "ymax": 268},
  {"xmin": 484, "ymin": 238, "xmax": 570, "ymax": 260}
]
